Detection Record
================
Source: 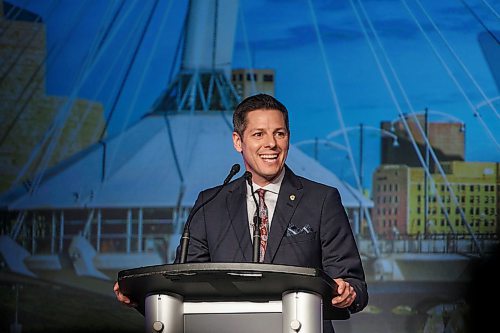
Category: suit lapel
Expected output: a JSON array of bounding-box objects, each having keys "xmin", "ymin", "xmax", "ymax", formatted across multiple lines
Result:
[
  {"xmin": 226, "ymin": 178, "xmax": 253, "ymax": 261},
  {"xmin": 265, "ymin": 166, "xmax": 303, "ymax": 263}
]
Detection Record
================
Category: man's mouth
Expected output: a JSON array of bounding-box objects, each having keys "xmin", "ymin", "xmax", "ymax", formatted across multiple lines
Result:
[{"xmin": 260, "ymin": 153, "xmax": 279, "ymax": 161}]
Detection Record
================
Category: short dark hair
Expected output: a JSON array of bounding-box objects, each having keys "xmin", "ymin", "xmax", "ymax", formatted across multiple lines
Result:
[{"xmin": 233, "ymin": 93, "xmax": 290, "ymax": 137}]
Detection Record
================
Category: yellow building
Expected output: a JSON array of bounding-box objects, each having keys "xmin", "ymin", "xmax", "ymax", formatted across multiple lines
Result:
[
  {"xmin": 0, "ymin": 1, "xmax": 105, "ymax": 192},
  {"xmin": 231, "ymin": 68, "xmax": 275, "ymax": 98},
  {"xmin": 372, "ymin": 162, "xmax": 499, "ymax": 237}
]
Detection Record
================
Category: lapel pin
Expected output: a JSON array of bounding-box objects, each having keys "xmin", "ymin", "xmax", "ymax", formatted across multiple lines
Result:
[{"xmin": 289, "ymin": 194, "xmax": 296, "ymax": 201}]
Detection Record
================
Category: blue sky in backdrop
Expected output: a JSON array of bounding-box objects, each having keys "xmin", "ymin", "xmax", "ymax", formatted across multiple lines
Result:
[{"xmin": 7, "ymin": 0, "xmax": 500, "ymax": 190}]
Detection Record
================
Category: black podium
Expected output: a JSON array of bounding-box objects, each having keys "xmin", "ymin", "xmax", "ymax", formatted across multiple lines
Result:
[{"xmin": 118, "ymin": 263, "xmax": 348, "ymax": 333}]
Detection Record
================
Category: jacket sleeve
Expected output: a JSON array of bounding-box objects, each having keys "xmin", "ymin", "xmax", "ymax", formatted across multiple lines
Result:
[{"xmin": 319, "ymin": 187, "xmax": 368, "ymax": 313}]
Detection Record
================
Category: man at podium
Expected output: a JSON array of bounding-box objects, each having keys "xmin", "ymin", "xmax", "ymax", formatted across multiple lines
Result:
[{"xmin": 115, "ymin": 94, "xmax": 368, "ymax": 332}]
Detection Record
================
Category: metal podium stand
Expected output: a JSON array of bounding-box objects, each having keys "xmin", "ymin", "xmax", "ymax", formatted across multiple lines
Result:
[{"xmin": 118, "ymin": 263, "xmax": 349, "ymax": 333}]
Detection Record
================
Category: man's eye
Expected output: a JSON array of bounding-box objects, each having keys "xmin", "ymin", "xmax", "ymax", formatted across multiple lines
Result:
[
  {"xmin": 254, "ymin": 132, "xmax": 262, "ymax": 137},
  {"xmin": 276, "ymin": 131, "xmax": 286, "ymax": 138}
]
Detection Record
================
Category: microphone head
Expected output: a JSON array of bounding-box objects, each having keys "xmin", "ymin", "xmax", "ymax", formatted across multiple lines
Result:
[
  {"xmin": 231, "ymin": 164, "xmax": 241, "ymax": 174},
  {"xmin": 244, "ymin": 171, "xmax": 252, "ymax": 184}
]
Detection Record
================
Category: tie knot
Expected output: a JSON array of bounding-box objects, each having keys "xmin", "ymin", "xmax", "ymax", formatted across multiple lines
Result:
[{"xmin": 257, "ymin": 188, "xmax": 266, "ymax": 199}]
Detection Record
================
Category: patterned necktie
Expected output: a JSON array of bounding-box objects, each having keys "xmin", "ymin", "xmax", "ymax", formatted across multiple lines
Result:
[{"xmin": 257, "ymin": 189, "xmax": 269, "ymax": 262}]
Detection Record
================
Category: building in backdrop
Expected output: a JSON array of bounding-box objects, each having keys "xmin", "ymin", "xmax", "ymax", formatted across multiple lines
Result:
[
  {"xmin": 0, "ymin": 1, "xmax": 105, "ymax": 192},
  {"xmin": 372, "ymin": 161, "xmax": 499, "ymax": 238},
  {"xmin": 381, "ymin": 114, "xmax": 465, "ymax": 169},
  {"xmin": 231, "ymin": 68, "xmax": 275, "ymax": 98}
]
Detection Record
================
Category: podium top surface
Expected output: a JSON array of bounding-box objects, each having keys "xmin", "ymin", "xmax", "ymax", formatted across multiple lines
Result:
[{"xmin": 118, "ymin": 262, "xmax": 349, "ymax": 320}]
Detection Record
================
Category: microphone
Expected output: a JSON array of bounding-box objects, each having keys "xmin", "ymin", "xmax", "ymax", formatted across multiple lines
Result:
[
  {"xmin": 179, "ymin": 164, "xmax": 241, "ymax": 263},
  {"xmin": 224, "ymin": 164, "xmax": 241, "ymax": 184},
  {"xmin": 244, "ymin": 171, "xmax": 262, "ymax": 263}
]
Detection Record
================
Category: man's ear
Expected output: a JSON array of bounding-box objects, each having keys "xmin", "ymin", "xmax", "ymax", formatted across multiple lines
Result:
[{"xmin": 232, "ymin": 132, "xmax": 242, "ymax": 153}]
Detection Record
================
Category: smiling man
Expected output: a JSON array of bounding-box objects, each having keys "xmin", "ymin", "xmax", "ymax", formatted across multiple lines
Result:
[{"xmin": 114, "ymin": 94, "xmax": 368, "ymax": 332}]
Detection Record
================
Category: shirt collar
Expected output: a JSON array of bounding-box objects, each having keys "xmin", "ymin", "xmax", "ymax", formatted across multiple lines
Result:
[{"xmin": 246, "ymin": 168, "xmax": 285, "ymax": 195}]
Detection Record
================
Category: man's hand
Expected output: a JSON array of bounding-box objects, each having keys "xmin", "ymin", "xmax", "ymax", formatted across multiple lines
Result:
[
  {"xmin": 331, "ymin": 278, "xmax": 356, "ymax": 308},
  {"xmin": 113, "ymin": 281, "xmax": 137, "ymax": 307}
]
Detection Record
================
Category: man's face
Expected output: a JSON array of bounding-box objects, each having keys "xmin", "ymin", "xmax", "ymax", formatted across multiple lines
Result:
[{"xmin": 233, "ymin": 109, "xmax": 289, "ymax": 186}]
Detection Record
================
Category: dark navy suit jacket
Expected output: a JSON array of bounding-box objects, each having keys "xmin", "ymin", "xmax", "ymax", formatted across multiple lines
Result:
[{"xmin": 176, "ymin": 166, "xmax": 368, "ymax": 331}]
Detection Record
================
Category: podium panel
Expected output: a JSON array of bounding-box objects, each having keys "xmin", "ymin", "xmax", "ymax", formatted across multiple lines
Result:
[{"xmin": 118, "ymin": 263, "xmax": 349, "ymax": 332}]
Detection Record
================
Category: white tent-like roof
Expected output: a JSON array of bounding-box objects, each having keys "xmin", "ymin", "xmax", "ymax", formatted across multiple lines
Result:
[{"xmin": 1, "ymin": 113, "xmax": 373, "ymax": 210}]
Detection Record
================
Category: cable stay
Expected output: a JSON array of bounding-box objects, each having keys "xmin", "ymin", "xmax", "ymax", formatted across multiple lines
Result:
[
  {"xmin": 99, "ymin": 0, "xmax": 161, "ymax": 141},
  {"xmin": 413, "ymin": 0, "xmax": 499, "ymax": 119},
  {"xmin": 239, "ymin": 0, "xmax": 257, "ymax": 95},
  {"xmin": 479, "ymin": 0, "xmax": 500, "ymax": 20},
  {"xmin": 401, "ymin": 0, "xmax": 499, "ymax": 152},
  {"xmin": 0, "ymin": 0, "xmax": 31, "ymax": 37},
  {"xmin": 351, "ymin": 0, "xmax": 484, "ymax": 255},
  {"xmin": 14, "ymin": 0, "xmax": 142, "ymax": 196},
  {"xmin": 459, "ymin": 0, "xmax": 499, "ymax": 44},
  {"xmin": 353, "ymin": 0, "xmax": 463, "ymax": 237},
  {"xmin": 0, "ymin": 0, "xmax": 105, "ymax": 152},
  {"xmin": 0, "ymin": 0, "xmax": 58, "ymax": 86},
  {"xmin": 307, "ymin": 0, "xmax": 381, "ymax": 258}
]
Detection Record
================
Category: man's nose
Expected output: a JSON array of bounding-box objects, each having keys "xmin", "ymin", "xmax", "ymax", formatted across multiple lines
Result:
[{"xmin": 265, "ymin": 135, "xmax": 277, "ymax": 148}]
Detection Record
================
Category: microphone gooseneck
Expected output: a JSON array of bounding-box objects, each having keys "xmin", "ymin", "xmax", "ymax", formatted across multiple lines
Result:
[
  {"xmin": 179, "ymin": 164, "xmax": 240, "ymax": 263},
  {"xmin": 244, "ymin": 172, "xmax": 262, "ymax": 263}
]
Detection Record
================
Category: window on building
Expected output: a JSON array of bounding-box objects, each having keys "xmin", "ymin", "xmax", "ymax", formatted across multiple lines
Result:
[
  {"xmin": 417, "ymin": 184, "xmax": 421, "ymax": 191},
  {"xmin": 417, "ymin": 219, "xmax": 421, "ymax": 226},
  {"xmin": 238, "ymin": 73, "xmax": 243, "ymax": 81},
  {"xmin": 470, "ymin": 185, "xmax": 474, "ymax": 192},
  {"xmin": 263, "ymin": 74, "xmax": 274, "ymax": 82},
  {"xmin": 246, "ymin": 73, "xmax": 257, "ymax": 81},
  {"xmin": 395, "ymin": 196, "xmax": 398, "ymax": 203}
]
